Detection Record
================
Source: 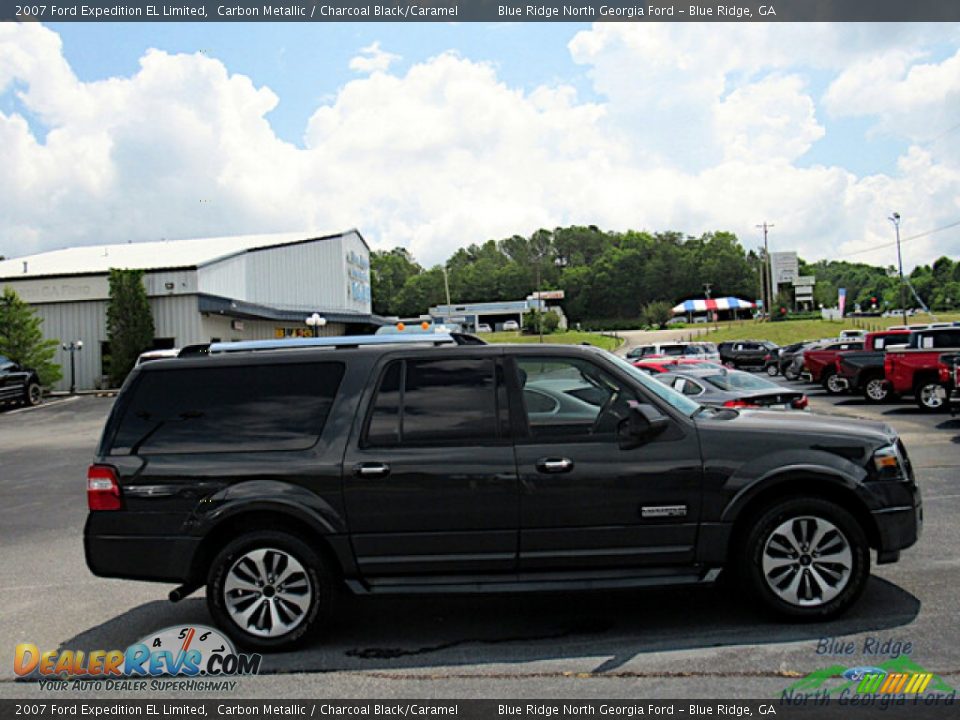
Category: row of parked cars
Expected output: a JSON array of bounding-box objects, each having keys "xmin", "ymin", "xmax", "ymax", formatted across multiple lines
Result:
[
  {"xmin": 626, "ymin": 323, "xmax": 960, "ymax": 414},
  {"xmin": 626, "ymin": 341, "xmax": 809, "ymax": 411},
  {"xmin": 768, "ymin": 324, "xmax": 960, "ymax": 413}
]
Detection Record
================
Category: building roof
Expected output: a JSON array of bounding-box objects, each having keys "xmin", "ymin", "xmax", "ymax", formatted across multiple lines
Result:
[{"xmin": 0, "ymin": 229, "xmax": 364, "ymax": 280}]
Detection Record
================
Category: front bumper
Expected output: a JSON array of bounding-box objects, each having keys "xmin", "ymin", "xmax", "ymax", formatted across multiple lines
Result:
[{"xmin": 870, "ymin": 501, "xmax": 922, "ymax": 564}]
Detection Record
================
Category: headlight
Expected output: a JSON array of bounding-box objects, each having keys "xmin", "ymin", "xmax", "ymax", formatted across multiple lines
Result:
[{"xmin": 872, "ymin": 444, "xmax": 905, "ymax": 481}]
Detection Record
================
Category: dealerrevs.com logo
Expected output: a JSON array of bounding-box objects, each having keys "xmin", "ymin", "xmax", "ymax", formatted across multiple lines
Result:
[{"xmin": 14, "ymin": 625, "xmax": 262, "ymax": 691}]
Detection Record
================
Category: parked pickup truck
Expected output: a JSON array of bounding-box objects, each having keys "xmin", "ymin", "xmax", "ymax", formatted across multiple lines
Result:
[
  {"xmin": 835, "ymin": 330, "xmax": 912, "ymax": 403},
  {"xmin": 804, "ymin": 340, "xmax": 865, "ymax": 393},
  {"xmin": 885, "ymin": 328, "xmax": 960, "ymax": 412},
  {"xmin": 939, "ymin": 353, "xmax": 960, "ymax": 413}
]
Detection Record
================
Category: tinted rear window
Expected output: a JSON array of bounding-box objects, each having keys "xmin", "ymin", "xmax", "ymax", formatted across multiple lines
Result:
[
  {"xmin": 110, "ymin": 362, "xmax": 344, "ymax": 454},
  {"xmin": 365, "ymin": 357, "xmax": 499, "ymax": 446}
]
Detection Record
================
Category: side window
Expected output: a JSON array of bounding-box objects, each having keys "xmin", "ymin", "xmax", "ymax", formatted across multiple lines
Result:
[
  {"xmin": 110, "ymin": 362, "xmax": 345, "ymax": 455},
  {"xmin": 934, "ymin": 331, "xmax": 960, "ymax": 348},
  {"xmin": 365, "ymin": 357, "xmax": 499, "ymax": 447},
  {"xmin": 680, "ymin": 379, "xmax": 703, "ymax": 396},
  {"xmin": 515, "ymin": 357, "xmax": 636, "ymax": 439},
  {"xmin": 875, "ymin": 337, "xmax": 886, "ymax": 349}
]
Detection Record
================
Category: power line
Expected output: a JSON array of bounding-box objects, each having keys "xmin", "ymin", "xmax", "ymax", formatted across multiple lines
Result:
[{"xmin": 830, "ymin": 217, "xmax": 960, "ymax": 260}]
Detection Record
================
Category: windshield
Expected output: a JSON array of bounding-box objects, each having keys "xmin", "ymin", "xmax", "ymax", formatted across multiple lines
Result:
[
  {"xmin": 702, "ymin": 371, "xmax": 779, "ymax": 391},
  {"xmin": 608, "ymin": 354, "xmax": 702, "ymax": 416}
]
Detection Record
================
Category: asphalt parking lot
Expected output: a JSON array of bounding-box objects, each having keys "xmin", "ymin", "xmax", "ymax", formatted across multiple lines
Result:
[{"xmin": 1, "ymin": 379, "xmax": 958, "ymax": 700}]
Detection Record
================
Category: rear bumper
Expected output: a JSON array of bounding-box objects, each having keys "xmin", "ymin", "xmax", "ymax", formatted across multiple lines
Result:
[{"xmin": 84, "ymin": 516, "xmax": 200, "ymax": 583}]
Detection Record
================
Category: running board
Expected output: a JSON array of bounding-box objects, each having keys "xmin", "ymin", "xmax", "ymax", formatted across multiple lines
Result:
[{"xmin": 346, "ymin": 568, "xmax": 722, "ymax": 595}]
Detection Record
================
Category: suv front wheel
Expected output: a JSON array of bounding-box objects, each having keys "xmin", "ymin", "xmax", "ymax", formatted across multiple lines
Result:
[
  {"xmin": 742, "ymin": 498, "xmax": 869, "ymax": 619},
  {"xmin": 24, "ymin": 382, "xmax": 42, "ymax": 406},
  {"xmin": 207, "ymin": 530, "xmax": 334, "ymax": 651}
]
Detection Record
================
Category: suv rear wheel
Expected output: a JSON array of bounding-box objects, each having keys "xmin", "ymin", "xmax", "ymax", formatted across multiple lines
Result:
[
  {"xmin": 742, "ymin": 498, "xmax": 869, "ymax": 619},
  {"xmin": 207, "ymin": 530, "xmax": 334, "ymax": 651}
]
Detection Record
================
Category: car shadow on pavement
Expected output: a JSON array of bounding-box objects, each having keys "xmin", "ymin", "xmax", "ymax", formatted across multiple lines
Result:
[{"xmin": 57, "ymin": 576, "xmax": 919, "ymax": 676}]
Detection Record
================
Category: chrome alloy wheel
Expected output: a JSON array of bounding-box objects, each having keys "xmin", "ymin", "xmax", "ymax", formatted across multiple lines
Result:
[
  {"xmin": 224, "ymin": 548, "xmax": 312, "ymax": 638},
  {"xmin": 920, "ymin": 383, "xmax": 945, "ymax": 410},
  {"xmin": 826, "ymin": 374, "xmax": 847, "ymax": 393},
  {"xmin": 865, "ymin": 378, "xmax": 888, "ymax": 402},
  {"xmin": 761, "ymin": 516, "xmax": 853, "ymax": 607}
]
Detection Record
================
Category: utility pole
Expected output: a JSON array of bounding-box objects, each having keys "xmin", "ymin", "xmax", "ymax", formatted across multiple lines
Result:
[
  {"xmin": 889, "ymin": 213, "xmax": 907, "ymax": 325},
  {"xmin": 756, "ymin": 222, "xmax": 775, "ymax": 317},
  {"xmin": 441, "ymin": 266, "xmax": 452, "ymax": 325}
]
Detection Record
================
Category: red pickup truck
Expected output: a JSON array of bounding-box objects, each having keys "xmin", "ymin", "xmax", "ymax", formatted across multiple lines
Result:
[
  {"xmin": 943, "ymin": 353, "xmax": 960, "ymax": 413},
  {"xmin": 834, "ymin": 329, "xmax": 912, "ymax": 402},
  {"xmin": 885, "ymin": 328, "xmax": 960, "ymax": 412},
  {"xmin": 803, "ymin": 339, "xmax": 865, "ymax": 393}
]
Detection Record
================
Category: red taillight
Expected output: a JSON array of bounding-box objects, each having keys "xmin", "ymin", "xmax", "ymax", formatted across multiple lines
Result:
[
  {"xmin": 87, "ymin": 465, "xmax": 122, "ymax": 511},
  {"xmin": 764, "ymin": 354, "xmax": 772, "ymax": 361},
  {"xmin": 835, "ymin": 358, "xmax": 842, "ymax": 371},
  {"xmin": 792, "ymin": 396, "xmax": 809, "ymax": 410},
  {"xmin": 723, "ymin": 400, "xmax": 758, "ymax": 408},
  {"xmin": 939, "ymin": 364, "xmax": 951, "ymax": 383},
  {"xmin": 885, "ymin": 355, "xmax": 894, "ymax": 374}
]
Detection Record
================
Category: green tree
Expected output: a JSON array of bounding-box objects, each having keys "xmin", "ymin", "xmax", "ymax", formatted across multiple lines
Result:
[
  {"xmin": 0, "ymin": 287, "xmax": 61, "ymax": 385},
  {"xmin": 522, "ymin": 309, "xmax": 560, "ymax": 335},
  {"xmin": 642, "ymin": 300, "xmax": 673, "ymax": 329},
  {"xmin": 370, "ymin": 248, "xmax": 421, "ymax": 316},
  {"xmin": 106, "ymin": 268, "xmax": 155, "ymax": 386}
]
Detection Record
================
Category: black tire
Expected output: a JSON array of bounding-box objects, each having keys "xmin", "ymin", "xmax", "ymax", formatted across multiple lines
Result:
[
  {"xmin": 766, "ymin": 364, "xmax": 779, "ymax": 377},
  {"xmin": 23, "ymin": 382, "xmax": 42, "ymax": 407},
  {"xmin": 915, "ymin": 379, "xmax": 948, "ymax": 413},
  {"xmin": 207, "ymin": 530, "xmax": 335, "ymax": 651},
  {"xmin": 822, "ymin": 369, "xmax": 846, "ymax": 395},
  {"xmin": 741, "ymin": 497, "xmax": 869, "ymax": 620},
  {"xmin": 862, "ymin": 375, "xmax": 890, "ymax": 404}
]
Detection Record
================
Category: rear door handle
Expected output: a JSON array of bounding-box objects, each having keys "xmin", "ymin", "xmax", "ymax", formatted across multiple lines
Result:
[
  {"xmin": 354, "ymin": 463, "xmax": 391, "ymax": 478},
  {"xmin": 536, "ymin": 457, "xmax": 574, "ymax": 474}
]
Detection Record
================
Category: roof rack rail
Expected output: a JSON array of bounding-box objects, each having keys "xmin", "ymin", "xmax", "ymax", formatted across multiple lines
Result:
[{"xmin": 203, "ymin": 333, "xmax": 464, "ymax": 355}]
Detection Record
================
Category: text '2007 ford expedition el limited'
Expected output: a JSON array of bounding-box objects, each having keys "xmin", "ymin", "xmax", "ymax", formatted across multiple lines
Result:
[{"xmin": 85, "ymin": 334, "xmax": 921, "ymax": 650}]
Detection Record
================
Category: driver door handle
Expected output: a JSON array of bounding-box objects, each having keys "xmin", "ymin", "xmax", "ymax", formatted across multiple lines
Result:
[
  {"xmin": 354, "ymin": 463, "xmax": 391, "ymax": 478},
  {"xmin": 536, "ymin": 457, "xmax": 574, "ymax": 474}
]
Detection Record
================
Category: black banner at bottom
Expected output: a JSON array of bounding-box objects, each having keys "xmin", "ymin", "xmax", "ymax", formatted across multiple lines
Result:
[{"xmin": 1, "ymin": 699, "xmax": 958, "ymax": 720}]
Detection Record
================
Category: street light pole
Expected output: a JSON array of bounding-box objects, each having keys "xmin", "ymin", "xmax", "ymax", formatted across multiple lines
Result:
[
  {"xmin": 61, "ymin": 340, "xmax": 83, "ymax": 394},
  {"xmin": 305, "ymin": 313, "xmax": 327, "ymax": 338},
  {"xmin": 889, "ymin": 212, "xmax": 907, "ymax": 325}
]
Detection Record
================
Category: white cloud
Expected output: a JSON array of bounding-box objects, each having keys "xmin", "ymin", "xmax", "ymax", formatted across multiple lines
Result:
[
  {"xmin": 1, "ymin": 23, "xmax": 959, "ymax": 272},
  {"xmin": 348, "ymin": 41, "xmax": 401, "ymax": 74}
]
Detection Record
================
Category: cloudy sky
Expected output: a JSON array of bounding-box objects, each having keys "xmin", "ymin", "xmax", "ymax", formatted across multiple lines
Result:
[{"xmin": 1, "ymin": 22, "xmax": 959, "ymax": 270}]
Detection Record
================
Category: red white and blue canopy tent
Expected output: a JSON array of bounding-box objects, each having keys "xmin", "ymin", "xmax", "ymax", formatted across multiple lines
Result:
[{"xmin": 672, "ymin": 297, "xmax": 756, "ymax": 314}]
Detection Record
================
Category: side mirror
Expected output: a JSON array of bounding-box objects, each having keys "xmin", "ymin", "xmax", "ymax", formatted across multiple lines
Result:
[{"xmin": 618, "ymin": 402, "xmax": 669, "ymax": 450}]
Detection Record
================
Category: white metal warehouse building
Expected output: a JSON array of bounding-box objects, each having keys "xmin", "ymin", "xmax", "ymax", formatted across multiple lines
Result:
[{"xmin": 0, "ymin": 230, "xmax": 377, "ymax": 391}]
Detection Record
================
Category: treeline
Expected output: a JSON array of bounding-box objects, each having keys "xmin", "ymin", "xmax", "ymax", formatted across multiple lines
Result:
[
  {"xmin": 372, "ymin": 226, "xmax": 759, "ymax": 322},
  {"xmin": 371, "ymin": 225, "xmax": 960, "ymax": 322}
]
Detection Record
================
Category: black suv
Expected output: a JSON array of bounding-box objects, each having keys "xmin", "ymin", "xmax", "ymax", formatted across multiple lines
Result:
[
  {"xmin": 0, "ymin": 355, "xmax": 43, "ymax": 407},
  {"xmin": 85, "ymin": 335, "xmax": 921, "ymax": 650},
  {"xmin": 718, "ymin": 340, "xmax": 779, "ymax": 369}
]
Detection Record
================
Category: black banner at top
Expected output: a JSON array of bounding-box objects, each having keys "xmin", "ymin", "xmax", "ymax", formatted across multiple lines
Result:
[{"xmin": 3, "ymin": 0, "xmax": 960, "ymax": 23}]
